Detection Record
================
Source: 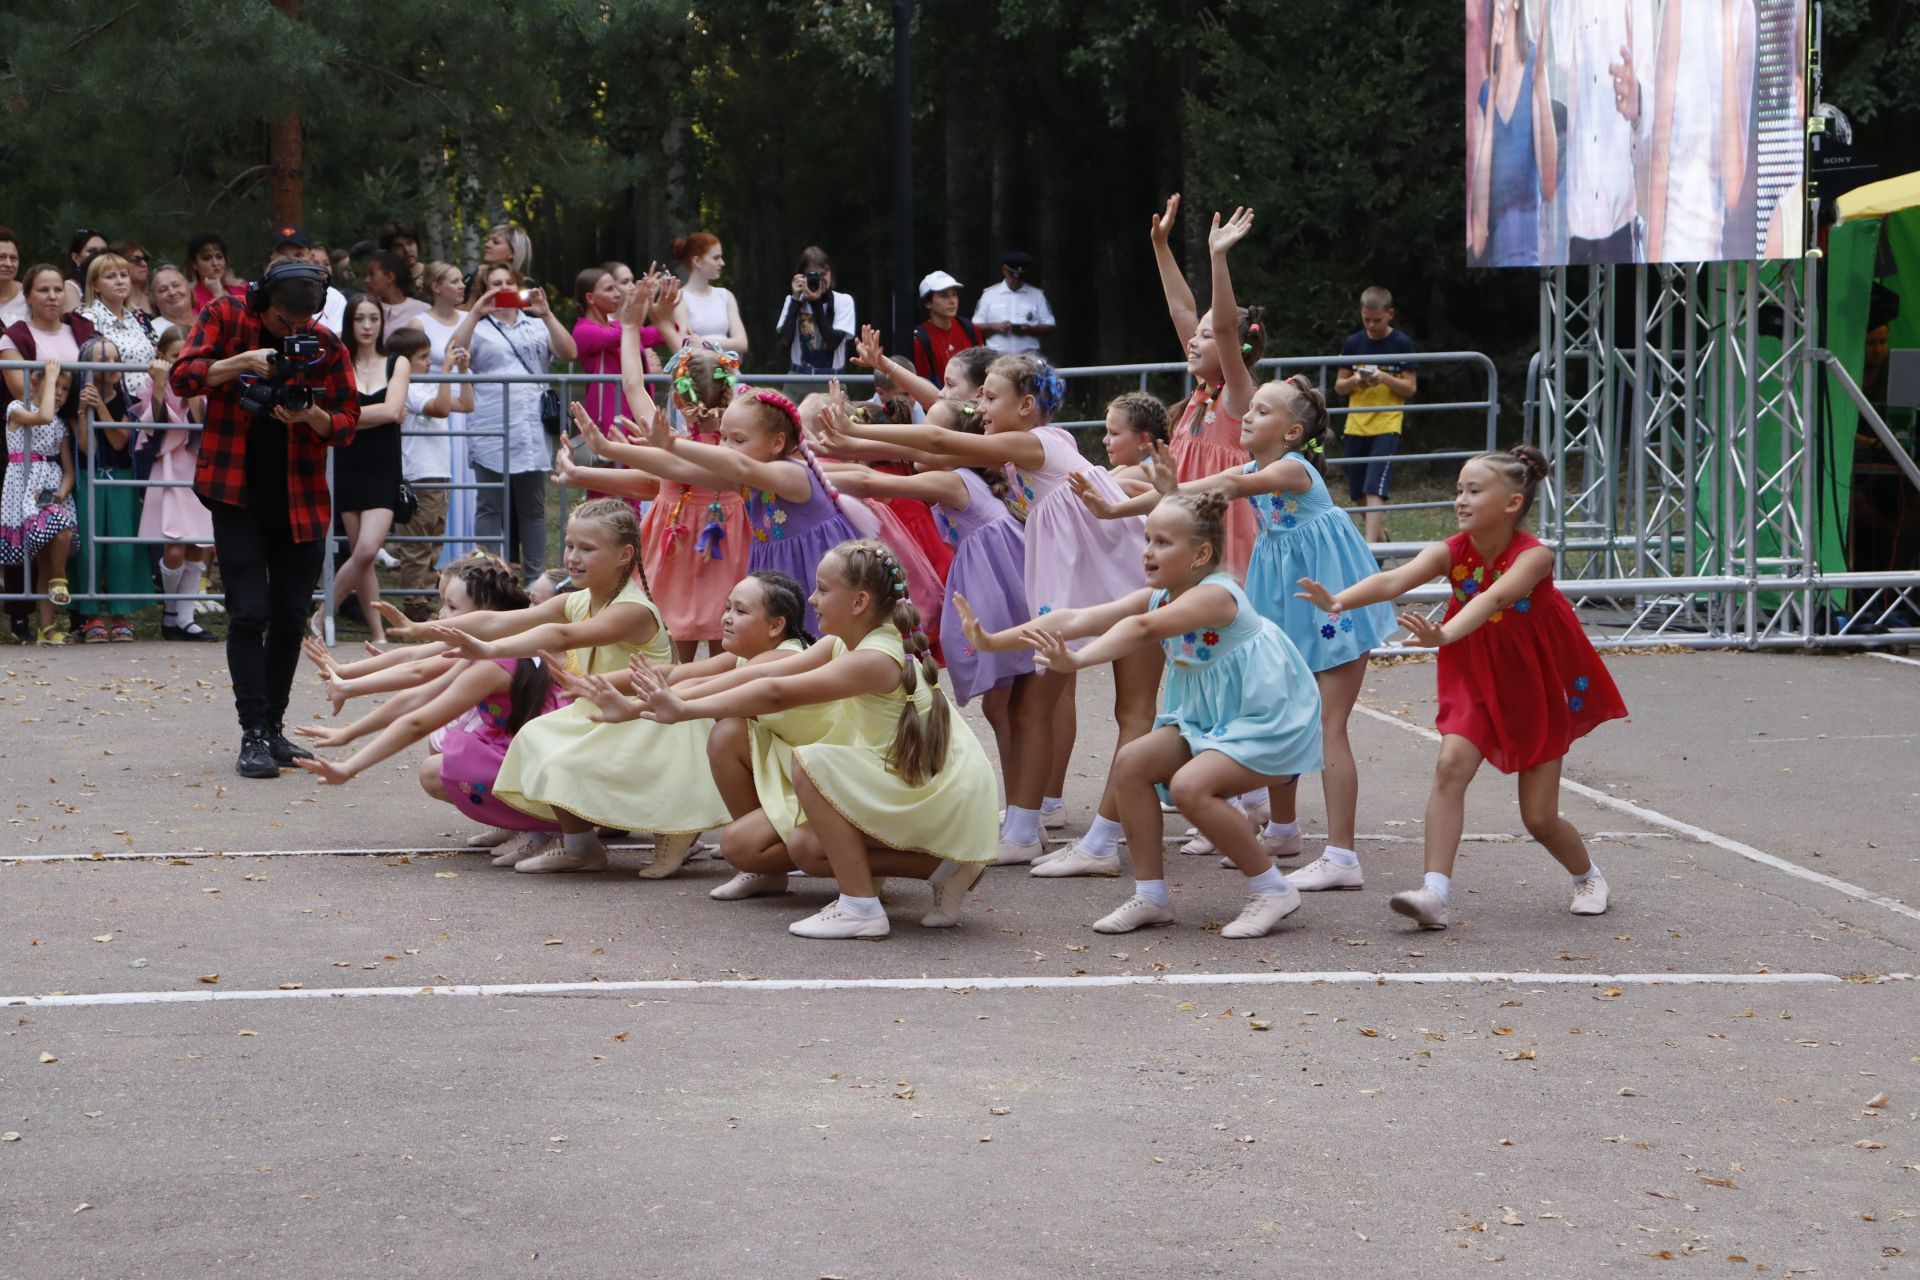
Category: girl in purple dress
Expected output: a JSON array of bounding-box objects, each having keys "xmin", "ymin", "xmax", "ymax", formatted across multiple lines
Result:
[{"xmin": 824, "ymin": 397, "xmax": 1033, "ymax": 766}]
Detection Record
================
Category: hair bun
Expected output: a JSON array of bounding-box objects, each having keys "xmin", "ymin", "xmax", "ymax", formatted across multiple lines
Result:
[{"xmin": 1508, "ymin": 443, "xmax": 1550, "ymax": 482}]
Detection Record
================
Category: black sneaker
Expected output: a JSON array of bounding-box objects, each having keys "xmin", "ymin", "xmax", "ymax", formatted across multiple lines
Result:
[
  {"xmin": 236, "ymin": 727, "xmax": 281, "ymax": 779},
  {"xmin": 265, "ymin": 724, "xmax": 314, "ymax": 764}
]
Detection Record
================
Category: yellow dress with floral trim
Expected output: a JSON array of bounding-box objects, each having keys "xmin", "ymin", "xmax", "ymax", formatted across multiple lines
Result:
[
  {"xmin": 791, "ymin": 628, "xmax": 999, "ymax": 864},
  {"xmin": 492, "ymin": 582, "xmax": 729, "ymax": 834}
]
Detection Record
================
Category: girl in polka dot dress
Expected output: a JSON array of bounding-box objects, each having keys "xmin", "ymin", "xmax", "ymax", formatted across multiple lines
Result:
[{"xmin": 1297, "ymin": 446, "xmax": 1627, "ymax": 931}]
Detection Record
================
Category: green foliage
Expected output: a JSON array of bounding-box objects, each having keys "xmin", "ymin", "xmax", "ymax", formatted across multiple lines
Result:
[{"xmin": 0, "ymin": 0, "xmax": 1910, "ymax": 446}]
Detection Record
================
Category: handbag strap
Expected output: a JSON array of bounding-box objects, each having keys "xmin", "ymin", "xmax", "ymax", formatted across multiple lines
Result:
[{"xmin": 486, "ymin": 316, "xmax": 546, "ymax": 378}]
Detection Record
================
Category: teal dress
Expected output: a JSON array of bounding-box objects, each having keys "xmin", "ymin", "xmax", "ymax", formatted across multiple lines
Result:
[
  {"xmin": 1241, "ymin": 461, "xmax": 1393, "ymax": 671},
  {"xmin": 1152, "ymin": 573, "xmax": 1324, "ymax": 779}
]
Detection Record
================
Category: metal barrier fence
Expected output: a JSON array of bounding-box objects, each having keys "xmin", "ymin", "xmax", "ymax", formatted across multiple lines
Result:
[{"xmin": 5, "ymin": 349, "xmax": 1914, "ymax": 653}]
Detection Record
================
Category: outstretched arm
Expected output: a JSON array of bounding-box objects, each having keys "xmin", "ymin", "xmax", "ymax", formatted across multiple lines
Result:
[
  {"xmin": 1027, "ymin": 583, "xmax": 1234, "ymax": 674},
  {"xmin": 1296, "ymin": 541, "xmax": 1451, "ymax": 614},
  {"xmin": 1398, "ymin": 546, "xmax": 1553, "ymax": 647},
  {"xmin": 297, "ymin": 662, "xmax": 510, "ymax": 784},
  {"xmin": 426, "ymin": 599, "xmax": 656, "ymax": 661}
]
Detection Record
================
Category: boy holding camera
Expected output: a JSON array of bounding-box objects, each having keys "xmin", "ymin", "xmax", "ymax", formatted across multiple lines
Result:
[
  {"xmin": 170, "ymin": 257, "xmax": 361, "ymax": 778},
  {"xmin": 1334, "ymin": 286, "xmax": 1419, "ymax": 543}
]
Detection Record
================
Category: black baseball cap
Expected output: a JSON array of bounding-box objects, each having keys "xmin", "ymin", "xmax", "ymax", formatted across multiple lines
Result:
[
  {"xmin": 1001, "ymin": 249, "xmax": 1035, "ymax": 268},
  {"xmin": 272, "ymin": 224, "xmax": 314, "ymax": 250}
]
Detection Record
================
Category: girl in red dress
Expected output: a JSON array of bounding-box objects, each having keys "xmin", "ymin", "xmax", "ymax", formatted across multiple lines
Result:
[{"xmin": 1297, "ymin": 445, "xmax": 1626, "ymax": 930}]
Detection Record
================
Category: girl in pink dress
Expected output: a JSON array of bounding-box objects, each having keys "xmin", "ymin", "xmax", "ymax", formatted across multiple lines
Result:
[
  {"xmin": 1299, "ymin": 445, "xmax": 1627, "ymax": 931},
  {"xmin": 135, "ymin": 327, "xmax": 217, "ymax": 641},
  {"xmin": 1150, "ymin": 196, "xmax": 1263, "ymax": 578}
]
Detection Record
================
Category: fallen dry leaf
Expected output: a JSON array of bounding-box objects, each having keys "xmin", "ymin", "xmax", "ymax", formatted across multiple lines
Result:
[
  {"xmin": 1503, "ymin": 1048, "xmax": 1536, "ymax": 1061},
  {"xmin": 1249, "ymin": 1020, "xmax": 1272, "ymax": 1031},
  {"xmin": 989, "ymin": 1106, "xmax": 1011, "ymax": 1116},
  {"xmin": 236, "ymin": 1029, "xmax": 257, "ymax": 1037},
  {"xmin": 38, "ymin": 1052, "xmax": 57, "ymax": 1064},
  {"xmin": 1501, "ymin": 1209, "xmax": 1525, "ymax": 1226},
  {"xmin": 1359, "ymin": 1028, "xmax": 1380, "ymax": 1038},
  {"xmin": 1618, "ymin": 1087, "xmax": 1640, "ymax": 1097},
  {"xmin": 1866, "ymin": 1091, "xmax": 1890, "ymax": 1109},
  {"xmin": 89, "ymin": 934, "xmax": 113, "ymax": 943},
  {"xmin": 277, "ymin": 983, "xmax": 303, "ymax": 990},
  {"xmin": 0, "ymin": 1132, "xmax": 20, "ymax": 1142},
  {"xmin": 197, "ymin": 974, "xmax": 220, "ymax": 984},
  {"xmin": 1855, "ymin": 1139, "xmax": 1886, "ymax": 1150},
  {"xmin": 1698, "ymin": 1176, "xmax": 1737, "ymax": 1189},
  {"xmin": 434, "ymin": 871, "xmax": 459, "ymax": 879}
]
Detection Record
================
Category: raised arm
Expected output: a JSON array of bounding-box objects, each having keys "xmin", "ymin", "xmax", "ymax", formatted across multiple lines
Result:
[
  {"xmin": 836, "ymin": 415, "xmax": 1044, "ymax": 472},
  {"xmin": 1206, "ymin": 207, "xmax": 1258, "ymax": 420},
  {"xmin": 827, "ymin": 462, "xmax": 966, "ymax": 508},
  {"xmin": 1149, "ymin": 194, "xmax": 1199, "ymax": 349},
  {"xmin": 850, "ymin": 325, "xmax": 941, "ymax": 410}
]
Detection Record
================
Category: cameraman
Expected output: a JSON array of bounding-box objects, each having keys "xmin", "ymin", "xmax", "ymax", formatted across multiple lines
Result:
[{"xmin": 170, "ymin": 258, "xmax": 360, "ymax": 779}]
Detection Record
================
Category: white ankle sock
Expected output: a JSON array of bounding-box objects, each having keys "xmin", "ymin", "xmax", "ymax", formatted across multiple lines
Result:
[
  {"xmin": 562, "ymin": 830, "xmax": 604, "ymax": 856},
  {"xmin": 1040, "ymin": 795, "xmax": 1063, "ymax": 816},
  {"xmin": 1262, "ymin": 820, "xmax": 1300, "ymax": 841},
  {"xmin": 1423, "ymin": 871, "xmax": 1451, "ymax": 900},
  {"xmin": 1247, "ymin": 866, "xmax": 1290, "ymax": 895},
  {"xmin": 176, "ymin": 562, "xmax": 205, "ymax": 626},
  {"xmin": 1134, "ymin": 878, "xmax": 1171, "ymax": 907},
  {"xmin": 837, "ymin": 893, "xmax": 884, "ymax": 918},
  {"xmin": 1001, "ymin": 805, "xmax": 1041, "ymax": 844},
  {"xmin": 1572, "ymin": 859, "xmax": 1602, "ymax": 882},
  {"xmin": 1081, "ymin": 814, "xmax": 1123, "ymax": 858},
  {"xmin": 929, "ymin": 860, "xmax": 962, "ymax": 885},
  {"xmin": 1238, "ymin": 788, "xmax": 1267, "ymax": 809},
  {"xmin": 1323, "ymin": 844, "xmax": 1360, "ymax": 868}
]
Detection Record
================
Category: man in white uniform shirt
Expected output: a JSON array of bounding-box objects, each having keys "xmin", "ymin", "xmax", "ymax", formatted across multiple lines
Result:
[
  {"xmin": 972, "ymin": 250, "xmax": 1056, "ymax": 355},
  {"xmin": 1552, "ymin": 0, "xmax": 1656, "ymax": 264}
]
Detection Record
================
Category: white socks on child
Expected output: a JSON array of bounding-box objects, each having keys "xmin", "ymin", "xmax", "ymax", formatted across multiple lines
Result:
[
  {"xmin": 1133, "ymin": 878, "xmax": 1171, "ymax": 907},
  {"xmin": 1040, "ymin": 796, "xmax": 1064, "ymax": 820},
  {"xmin": 1323, "ymin": 844, "xmax": 1359, "ymax": 868},
  {"xmin": 837, "ymin": 893, "xmax": 885, "ymax": 919},
  {"xmin": 1424, "ymin": 871, "xmax": 1451, "ymax": 901},
  {"xmin": 1246, "ymin": 866, "xmax": 1290, "ymax": 896},
  {"xmin": 1572, "ymin": 859, "xmax": 1603, "ymax": 883},
  {"xmin": 1001, "ymin": 805, "xmax": 1041, "ymax": 845},
  {"xmin": 1081, "ymin": 815, "xmax": 1123, "ymax": 858},
  {"xmin": 176, "ymin": 561, "xmax": 204, "ymax": 626},
  {"xmin": 562, "ymin": 830, "xmax": 605, "ymax": 857},
  {"xmin": 1238, "ymin": 788, "xmax": 1267, "ymax": 809}
]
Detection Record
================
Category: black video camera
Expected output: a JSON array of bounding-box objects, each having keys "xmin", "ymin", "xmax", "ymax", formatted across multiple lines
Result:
[{"xmin": 238, "ymin": 332, "xmax": 324, "ymax": 416}]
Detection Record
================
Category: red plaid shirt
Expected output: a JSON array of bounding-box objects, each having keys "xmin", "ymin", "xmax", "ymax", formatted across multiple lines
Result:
[{"xmin": 170, "ymin": 295, "xmax": 359, "ymax": 543}]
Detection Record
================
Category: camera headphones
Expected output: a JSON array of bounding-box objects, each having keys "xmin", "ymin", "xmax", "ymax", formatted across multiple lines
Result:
[{"xmin": 246, "ymin": 258, "xmax": 332, "ymax": 314}]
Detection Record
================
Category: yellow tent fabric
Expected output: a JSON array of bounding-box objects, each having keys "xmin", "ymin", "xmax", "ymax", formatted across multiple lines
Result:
[{"xmin": 1836, "ymin": 171, "xmax": 1920, "ymax": 223}]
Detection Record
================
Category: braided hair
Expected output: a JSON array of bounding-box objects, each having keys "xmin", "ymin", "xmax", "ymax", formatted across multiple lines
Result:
[
  {"xmin": 1470, "ymin": 444, "xmax": 1550, "ymax": 520},
  {"xmin": 568, "ymin": 496, "xmax": 653, "ymax": 599},
  {"xmin": 748, "ymin": 569, "xmax": 814, "ymax": 648},
  {"xmin": 734, "ymin": 384, "xmax": 848, "ymax": 511},
  {"xmin": 832, "ymin": 539, "xmax": 951, "ymax": 787},
  {"xmin": 1274, "ymin": 374, "xmax": 1336, "ymax": 478},
  {"xmin": 927, "ymin": 397, "xmax": 1009, "ymax": 503},
  {"xmin": 663, "ymin": 343, "xmax": 738, "ymax": 431}
]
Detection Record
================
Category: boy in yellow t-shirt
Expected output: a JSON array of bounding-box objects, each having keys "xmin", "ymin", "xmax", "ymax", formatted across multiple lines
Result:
[{"xmin": 1334, "ymin": 286, "xmax": 1419, "ymax": 543}]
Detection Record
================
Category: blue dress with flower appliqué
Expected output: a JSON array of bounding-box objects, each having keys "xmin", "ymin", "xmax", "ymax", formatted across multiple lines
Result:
[
  {"xmin": 1435, "ymin": 531, "xmax": 1627, "ymax": 773},
  {"xmin": 1241, "ymin": 459, "xmax": 1395, "ymax": 671},
  {"xmin": 1151, "ymin": 573, "xmax": 1324, "ymax": 779}
]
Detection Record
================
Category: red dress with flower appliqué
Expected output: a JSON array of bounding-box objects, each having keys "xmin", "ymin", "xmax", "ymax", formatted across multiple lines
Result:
[{"xmin": 1434, "ymin": 531, "xmax": 1627, "ymax": 773}]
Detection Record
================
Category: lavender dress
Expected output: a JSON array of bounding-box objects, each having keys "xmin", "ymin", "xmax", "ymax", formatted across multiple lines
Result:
[
  {"xmin": 935, "ymin": 469, "xmax": 1034, "ymax": 704},
  {"xmin": 744, "ymin": 460, "xmax": 861, "ymax": 636}
]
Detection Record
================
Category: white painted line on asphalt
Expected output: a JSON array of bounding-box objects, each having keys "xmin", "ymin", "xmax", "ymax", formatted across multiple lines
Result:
[
  {"xmin": 0, "ymin": 831, "xmax": 1676, "ymax": 865},
  {"xmin": 6, "ymin": 969, "xmax": 1903, "ymax": 1010},
  {"xmin": 1353, "ymin": 704, "xmax": 1920, "ymax": 925},
  {"xmin": 1867, "ymin": 651, "xmax": 1920, "ymax": 669}
]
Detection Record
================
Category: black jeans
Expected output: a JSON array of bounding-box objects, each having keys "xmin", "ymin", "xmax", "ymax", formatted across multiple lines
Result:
[
  {"xmin": 1567, "ymin": 223, "xmax": 1638, "ymax": 266},
  {"xmin": 210, "ymin": 501, "xmax": 326, "ymax": 731}
]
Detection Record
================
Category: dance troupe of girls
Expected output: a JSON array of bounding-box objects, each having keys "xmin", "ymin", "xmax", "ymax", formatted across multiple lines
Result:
[{"xmin": 296, "ymin": 202, "xmax": 1627, "ymax": 941}]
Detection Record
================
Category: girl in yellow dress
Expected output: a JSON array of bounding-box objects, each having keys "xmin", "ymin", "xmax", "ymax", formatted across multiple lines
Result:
[
  {"xmin": 515, "ymin": 570, "xmax": 814, "ymax": 880},
  {"xmin": 634, "ymin": 540, "xmax": 999, "ymax": 939},
  {"xmin": 387, "ymin": 498, "xmax": 669, "ymax": 874}
]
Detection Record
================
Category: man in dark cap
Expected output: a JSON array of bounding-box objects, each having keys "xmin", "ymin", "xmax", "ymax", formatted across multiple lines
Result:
[{"xmin": 971, "ymin": 249, "xmax": 1055, "ymax": 356}]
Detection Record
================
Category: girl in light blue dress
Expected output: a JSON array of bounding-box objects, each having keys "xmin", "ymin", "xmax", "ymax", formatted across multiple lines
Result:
[
  {"xmin": 962, "ymin": 491, "xmax": 1322, "ymax": 941},
  {"xmin": 1079, "ymin": 374, "xmax": 1395, "ymax": 891}
]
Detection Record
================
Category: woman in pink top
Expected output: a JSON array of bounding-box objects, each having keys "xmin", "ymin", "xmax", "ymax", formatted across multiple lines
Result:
[{"xmin": 570, "ymin": 264, "xmax": 682, "ymax": 431}]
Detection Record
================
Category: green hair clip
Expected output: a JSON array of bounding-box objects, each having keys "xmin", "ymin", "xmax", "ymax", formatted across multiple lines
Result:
[
  {"xmin": 1304, "ymin": 438, "xmax": 1324, "ymax": 456},
  {"xmin": 673, "ymin": 374, "xmax": 695, "ymax": 399}
]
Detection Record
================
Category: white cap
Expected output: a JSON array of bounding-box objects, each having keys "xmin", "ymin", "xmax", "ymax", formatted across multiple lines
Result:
[{"xmin": 918, "ymin": 270, "xmax": 963, "ymax": 298}]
